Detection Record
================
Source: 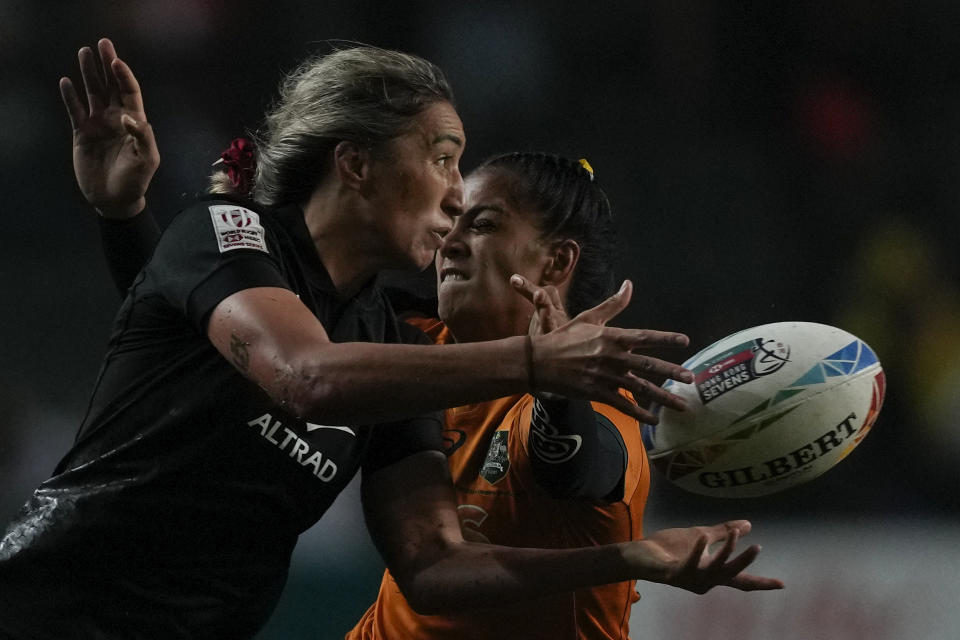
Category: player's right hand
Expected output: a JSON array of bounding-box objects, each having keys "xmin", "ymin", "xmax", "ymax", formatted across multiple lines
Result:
[
  {"xmin": 60, "ymin": 37, "xmax": 159, "ymax": 219},
  {"xmin": 527, "ymin": 279, "xmax": 693, "ymax": 423}
]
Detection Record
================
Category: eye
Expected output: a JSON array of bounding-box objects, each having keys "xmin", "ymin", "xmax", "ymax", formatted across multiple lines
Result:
[
  {"xmin": 469, "ymin": 217, "xmax": 496, "ymax": 232},
  {"xmin": 435, "ymin": 154, "xmax": 453, "ymax": 167}
]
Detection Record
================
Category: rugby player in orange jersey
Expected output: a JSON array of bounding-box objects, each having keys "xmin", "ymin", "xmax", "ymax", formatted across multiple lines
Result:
[{"xmin": 347, "ymin": 153, "xmax": 767, "ymax": 640}]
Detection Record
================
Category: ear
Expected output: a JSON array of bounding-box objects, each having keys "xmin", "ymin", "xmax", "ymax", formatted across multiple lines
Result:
[
  {"xmin": 333, "ymin": 140, "xmax": 372, "ymax": 191},
  {"xmin": 541, "ymin": 238, "xmax": 581, "ymax": 287}
]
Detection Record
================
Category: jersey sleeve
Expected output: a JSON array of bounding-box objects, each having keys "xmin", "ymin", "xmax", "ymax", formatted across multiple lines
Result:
[
  {"xmin": 98, "ymin": 205, "xmax": 161, "ymax": 296},
  {"xmin": 587, "ymin": 396, "xmax": 647, "ymax": 505},
  {"xmin": 145, "ymin": 200, "xmax": 289, "ymax": 332},
  {"xmin": 361, "ymin": 413, "xmax": 445, "ymax": 475},
  {"xmin": 360, "ymin": 313, "xmax": 446, "ymax": 474},
  {"xmin": 513, "ymin": 390, "xmax": 646, "ymax": 505}
]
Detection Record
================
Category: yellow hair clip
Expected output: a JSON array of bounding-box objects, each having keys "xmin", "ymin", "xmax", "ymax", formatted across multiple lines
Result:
[{"xmin": 578, "ymin": 158, "xmax": 595, "ymax": 181}]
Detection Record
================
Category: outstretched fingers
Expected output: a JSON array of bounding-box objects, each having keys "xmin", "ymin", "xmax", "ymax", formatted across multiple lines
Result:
[
  {"xmin": 111, "ymin": 56, "xmax": 146, "ymax": 116},
  {"xmin": 97, "ymin": 38, "xmax": 120, "ymax": 99},
  {"xmin": 575, "ymin": 280, "xmax": 632, "ymax": 326},
  {"xmin": 706, "ymin": 521, "xmax": 783, "ymax": 591},
  {"xmin": 684, "ymin": 533, "xmax": 710, "ymax": 574},
  {"xmin": 705, "ymin": 526, "xmax": 740, "ymax": 570},
  {"xmin": 59, "ymin": 77, "xmax": 86, "ymax": 131},
  {"xmin": 78, "ymin": 46, "xmax": 107, "ymax": 115},
  {"xmin": 510, "ymin": 274, "xmax": 555, "ymax": 309},
  {"xmin": 589, "ymin": 386, "xmax": 649, "ymax": 421},
  {"xmin": 728, "ymin": 568, "xmax": 786, "ymax": 591},
  {"xmin": 622, "ymin": 327, "xmax": 691, "ymax": 351},
  {"xmin": 510, "ymin": 274, "xmax": 568, "ymax": 334},
  {"xmin": 720, "ymin": 544, "xmax": 784, "ymax": 591}
]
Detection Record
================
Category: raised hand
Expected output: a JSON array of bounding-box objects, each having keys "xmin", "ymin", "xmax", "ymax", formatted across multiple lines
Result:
[
  {"xmin": 509, "ymin": 274, "xmax": 569, "ymax": 336},
  {"xmin": 630, "ymin": 520, "xmax": 785, "ymax": 593},
  {"xmin": 525, "ymin": 279, "xmax": 693, "ymax": 423},
  {"xmin": 59, "ymin": 38, "xmax": 159, "ymax": 218}
]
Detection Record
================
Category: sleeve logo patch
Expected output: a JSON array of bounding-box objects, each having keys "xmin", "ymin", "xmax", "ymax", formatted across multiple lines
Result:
[{"xmin": 208, "ymin": 205, "xmax": 268, "ymax": 254}]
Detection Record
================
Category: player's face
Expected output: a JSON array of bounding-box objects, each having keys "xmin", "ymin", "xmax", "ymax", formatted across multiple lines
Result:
[
  {"xmin": 436, "ymin": 170, "xmax": 555, "ymax": 342},
  {"xmin": 367, "ymin": 101, "xmax": 465, "ymax": 271}
]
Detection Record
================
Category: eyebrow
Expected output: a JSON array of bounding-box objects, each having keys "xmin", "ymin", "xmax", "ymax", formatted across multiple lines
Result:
[
  {"xmin": 462, "ymin": 204, "xmax": 505, "ymax": 218},
  {"xmin": 433, "ymin": 133, "xmax": 463, "ymax": 147}
]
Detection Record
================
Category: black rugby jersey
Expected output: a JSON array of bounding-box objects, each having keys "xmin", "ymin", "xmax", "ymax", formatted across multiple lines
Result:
[{"xmin": 0, "ymin": 196, "xmax": 442, "ymax": 639}]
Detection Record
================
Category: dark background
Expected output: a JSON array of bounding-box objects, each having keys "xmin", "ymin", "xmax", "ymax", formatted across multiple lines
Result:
[{"xmin": 2, "ymin": 1, "xmax": 958, "ymax": 638}]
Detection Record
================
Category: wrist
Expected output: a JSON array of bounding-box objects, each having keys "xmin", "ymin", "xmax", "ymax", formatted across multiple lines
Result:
[
  {"xmin": 95, "ymin": 197, "xmax": 147, "ymax": 220},
  {"xmin": 625, "ymin": 539, "xmax": 673, "ymax": 585},
  {"xmin": 524, "ymin": 335, "xmax": 537, "ymax": 393}
]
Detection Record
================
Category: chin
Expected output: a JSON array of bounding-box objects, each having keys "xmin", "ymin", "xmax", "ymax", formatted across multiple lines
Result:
[
  {"xmin": 436, "ymin": 299, "xmax": 462, "ymax": 328},
  {"xmin": 391, "ymin": 249, "xmax": 434, "ymax": 273},
  {"xmin": 410, "ymin": 244, "xmax": 440, "ymax": 271}
]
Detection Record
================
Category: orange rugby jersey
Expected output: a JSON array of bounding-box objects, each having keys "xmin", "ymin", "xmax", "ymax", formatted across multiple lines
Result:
[{"xmin": 348, "ymin": 319, "xmax": 650, "ymax": 640}]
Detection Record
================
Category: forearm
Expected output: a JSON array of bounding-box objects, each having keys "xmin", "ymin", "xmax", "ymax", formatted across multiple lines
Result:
[
  {"xmin": 365, "ymin": 453, "xmax": 646, "ymax": 614},
  {"xmin": 210, "ymin": 288, "xmax": 532, "ymax": 424},
  {"xmin": 97, "ymin": 205, "xmax": 160, "ymax": 294},
  {"xmin": 402, "ymin": 539, "xmax": 638, "ymax": 614},
  {"xmin": 279, "ymin": 338, "xmax": 531, "ymax": 424},
  {"xmin": 366, "ymin": 452, "xmax": 782, "ymax": 616},
  {"xmin": 210, "ymin": 285, "xmax": 693, "ymax": 426}
]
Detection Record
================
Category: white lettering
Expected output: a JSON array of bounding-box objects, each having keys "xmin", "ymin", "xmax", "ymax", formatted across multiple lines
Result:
[
  {"xmin": 303, "ymin": 451, "xmax": 323, "ymax": 475},
  {"xmin": 244, "ymin": 413, "xmax": 341, "ymax": 483},
  {"xmin": 318, "ymin": 459, "xmax": 337, "ymax": 481},
  {"xmin": 265, "ymin": 421, "xmax": 283, "ymax": 444},
  {"xmin": 247, "ymin": 413, "xmax": 272, "ymax": 435},
  {"xmin": 291, "ymin": 438, "xmax": 310, "ymax": 462},
  {"xmin": 279, "ymin": 428, "xmax": 298, "ymax": 450}
]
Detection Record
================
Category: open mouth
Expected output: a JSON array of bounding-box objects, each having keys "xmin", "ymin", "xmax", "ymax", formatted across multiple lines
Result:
[{"xmin": 439, "ymin": 267, "xmax": 468, "ymax": 284}]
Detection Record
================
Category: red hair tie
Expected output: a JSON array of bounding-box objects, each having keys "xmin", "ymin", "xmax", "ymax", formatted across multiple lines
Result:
[{"xmin": 218, "ymin": 137, "xmax": 256, "ymax": 195}]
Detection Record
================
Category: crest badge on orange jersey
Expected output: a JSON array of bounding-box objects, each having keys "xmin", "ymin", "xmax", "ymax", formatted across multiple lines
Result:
[{"xmin": 480, "ymin": 430, "xmax": 510, "ymax": 485}]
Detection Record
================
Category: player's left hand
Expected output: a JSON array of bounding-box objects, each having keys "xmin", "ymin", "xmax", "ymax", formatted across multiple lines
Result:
[
  {"xmin": 630, "ymin": 520, "xmax": 785, "ymax": 593},
  {"xmin": 59, "ymin": 37, "xmax": 159, "ymax": 219},
  {"xmin": 509, "ymin": 274, "xmax": 570, "ymax": 336}
]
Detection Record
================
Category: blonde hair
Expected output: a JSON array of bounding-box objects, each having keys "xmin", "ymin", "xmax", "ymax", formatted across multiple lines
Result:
[{"xmin": 211, "ymin": 47, "xmax": 454, "ymax": 205}]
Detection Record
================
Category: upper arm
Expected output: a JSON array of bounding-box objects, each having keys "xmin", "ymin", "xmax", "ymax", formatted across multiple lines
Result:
[
  {"xmin": 591, "ymin": 397, "xmax": 648, "ymax": 505},
  {"xmin": 361, "ymin": 450, "xmax": 463, "ymax": 585},
  {"xmin": 206, "ymin": 286, "xmax": 333, "ymax": 392},
  {"xmin": 146, "ymin": 201, "xmax": 333, "ymax": 403},
  {"xmin": 521, "ymin": 394, "xmax": 634, "ymax": 502}
]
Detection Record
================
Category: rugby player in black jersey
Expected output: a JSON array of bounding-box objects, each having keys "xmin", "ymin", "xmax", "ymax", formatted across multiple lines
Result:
[{"xmin": 0, "ymin": 39, "xmax": 782, "ymax": 638}]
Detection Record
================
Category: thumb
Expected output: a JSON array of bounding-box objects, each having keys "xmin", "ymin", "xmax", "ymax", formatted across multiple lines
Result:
[
  {"xmin": 121, "ymin": 114, "xmax": 148, "ymax": 141},
  {"xmin": 121, "ymin": 114, "xmax": 160, "ymax": 162},
  {"xmin": 574, "ymin": 279, "xmax": 632, "ymax": 326}
]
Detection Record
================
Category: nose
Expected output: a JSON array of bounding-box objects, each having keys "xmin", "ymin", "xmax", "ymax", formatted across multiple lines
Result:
[
  {"xmin": 439, "ymin": 218, "xmax": 468, "ymax": 259},
  {"xmin": 440, "ymin": 165, "xmax": 464, "ymax": 220}
]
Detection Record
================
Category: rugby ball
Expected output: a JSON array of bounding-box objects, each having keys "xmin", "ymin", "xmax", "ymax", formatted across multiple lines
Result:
[{"xmin": 643, "ymin": 322, "xmax": 885, "ymax": 498}]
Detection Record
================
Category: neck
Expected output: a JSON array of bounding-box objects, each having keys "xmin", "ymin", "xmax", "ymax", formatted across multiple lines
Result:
[
  {"xmin": 302, "ymin": 184, "xmax": 386, "ymax": 298},
  {"xmin": 444, "ymin": 313, "xmax": 531, "ymax": 345}
]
